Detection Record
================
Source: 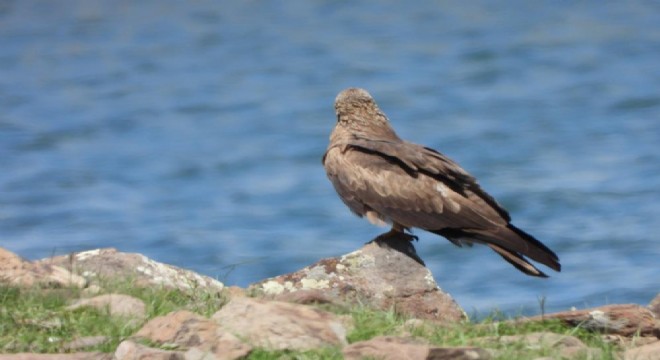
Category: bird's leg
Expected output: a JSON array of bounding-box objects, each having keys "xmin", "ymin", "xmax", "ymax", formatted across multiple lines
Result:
[
  {"xmin": 367, "ymin": 224, "xmax": 425, "ymax": 266},
  {"xmin": 367, "ymin": 225, "xmax": 404, "ymax": 244},
  {"xmin": 405, "ymin": 231, "xmax": 419, "ymax": 242},
  {"xmin": 369, "ymin": 224, "xmax": 418, "ymax": 242},
  {"xmin": 392, "ymin": 223, "xmax": 418, "ymax": 242}
]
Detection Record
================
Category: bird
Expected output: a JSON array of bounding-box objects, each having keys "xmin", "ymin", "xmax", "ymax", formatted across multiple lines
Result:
[{"xmin": 322, "ymin": 87, "xmax": 561, "ymax": 277}]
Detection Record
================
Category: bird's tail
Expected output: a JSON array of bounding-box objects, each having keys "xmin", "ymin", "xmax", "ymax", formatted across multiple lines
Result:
[
  {"xmin": 486, "ymin": 243, "xmax": 548, "ymax": 277},
  {"xmin": 432, "ymin": 224, "xmax": 561, "ymax": 277}
]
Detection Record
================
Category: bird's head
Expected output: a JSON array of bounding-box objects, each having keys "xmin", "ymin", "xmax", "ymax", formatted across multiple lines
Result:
[{"xmin": 333, "ymin": 88, "xmax": 399, "ymax": 140}]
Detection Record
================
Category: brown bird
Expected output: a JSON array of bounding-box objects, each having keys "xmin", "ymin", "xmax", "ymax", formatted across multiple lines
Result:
[{"xmin": 322, "ymin": 88, "xmax": 561, "ymax": 277}]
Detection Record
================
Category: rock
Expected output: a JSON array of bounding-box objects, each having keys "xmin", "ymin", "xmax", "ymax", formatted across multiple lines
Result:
[
  {"xmin": 37, "ymin": 248, "xmax": 224, "ymax": 293},
  {"xmin": 82, "ymin": 284, "xmax": 103, "ymax": 296},
  {"xmin": 202, "ymin": 336, "xmax": 254, "ymax": 359},
  {"xmin": 223, "ymin": 286, "xmax": 246, "ymax": 300},
  {"xmin": 271, "ymin": 289, "xmax": 337, "ymax": 305},
  {"xmin": 649, "ymin": 293, "xmax": 660, "ymax": 318},
  {"xmin": 67, "ymin": 294, "xmax": 146, "ymax": 319},
  {"xmin": 212, "ymin": 297, "xmax": 347, "ymax": 351},
  {"xmin": 135, "ymin": 310, "xmax": 252, "ymax": 360},
  {"xmin": 343, "ymin": 336, "xmax": 430, "ymax": 360},
  {"xmin": 476, "ymin": 331, "xmax": 586, "ymax": 348},
  {"xmin": 601, "ymin": 334, "xmax": 658, "ymax": 348},
  {"xmin": 560, "ymin": 346, "xmax": 603, "ymax": 360},
  {"xmin": 63, "ymin": 336, "xmax": 109, "ymax": 351},
  {"xmin": 343, "ymin": 336, "xmax": 491, "ymax": 360},
  {"xmin": 624, "ymin": 340, "xmax": 660, "ymax": 360},
  {"xmin": 113, "ymin": 340, "xmax": 184, "ymax": 360},
  {"xmin": 403, "ymin": 318, "xmax": 427, "ymax": 328},
  {"xmin": 0, "ymin": 354, "xmax": 110, "ymax": 360},
  {"xmin": 427, "ymin": 347, "xmax": 492, "ymax": 360},
  {"xmin": 135, "ymin": 310, "xmax": 204, "ymax": 343},
  {"xmin": 525, "ymin": 304, "xmax": 658, "ymax": 337},
  {"xmin": 249, "ymin": 236, "xmax": 466, "ymax": 323},
  {"xmin": 184, "ymin": 347, "xmax": 222, "ymax": 360},
  {"xmin": 0, "ymin": 247, "xmax": 85, "ymax": 288},
  {"xmin": 474, "ymin": 331, "xmax": 597, "ymax": 359}
]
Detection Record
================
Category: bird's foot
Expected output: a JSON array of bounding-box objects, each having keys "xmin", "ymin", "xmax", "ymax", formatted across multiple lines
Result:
[
  {"xmin": 389, "ymin": 232, "xmax": 418, "ymax": 242},
  {"xmin": 367, "ymin": 228, "xmax": 416, "ymax": 243},
  {"xmin": 367, "ymin": 230, "xmax": 425, "ymax": 266}
]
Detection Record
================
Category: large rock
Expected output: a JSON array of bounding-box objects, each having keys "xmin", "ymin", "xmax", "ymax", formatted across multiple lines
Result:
[
  {"xmin": 249, "ymin": 236, "xmax": 465, "ymax": 323},
  {"xmin": 0, "ymin": 247, "xmax": 85, "ymax": 288},
  {"xmin": 474, "ymin": 332, "xmax": 599, "ymax": 359},
  {"xmin": 649, "ymin": 293, "xmax": 660, "ymax": 318},
  {"xmin": 134, "ymin": 310, "xmax": 252, "ymax": 360},
  {"xmin": 525, "ymin": 304, "xmax": 658, "ymax": 337},
  {"xmin": 37, "ymin": 248, "xmax": 224, "ymax": 293},
  {"xmin": 476, "ymin": 331, "xmax": 586, "ymax": 348},
  {"xmin": 343, "ymin": 336, "xmax": 491, "ymax": 360},
  {"xmin": 67, "ymin": 294, "xmax": 147, "ymax": 319},
  {"xmin": 601, "ymin": 334, "xmax": 659, "ymax": 348},
  {"xmin": 113, "ymin": 340, "xmax": 184, "ymax": 360},
  {"xmin": 212, "ymin": 297, "xmax": 347, "ymax": 351},
  {"xmin": 135, "ymin": 310, "xmax": 205, "ymax": 343},
  {"xmin": 624, "ymin": 340, "xmax": 660, "ymax": 360},
  {"xmin": 63, "ymin": 336, "xmax": 109, "ymax": 351}
]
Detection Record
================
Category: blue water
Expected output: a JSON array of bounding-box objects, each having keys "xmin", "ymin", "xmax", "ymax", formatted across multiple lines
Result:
[{"xmin": 1, "ymin": 1, "xmax": 659, "ymax": 316}]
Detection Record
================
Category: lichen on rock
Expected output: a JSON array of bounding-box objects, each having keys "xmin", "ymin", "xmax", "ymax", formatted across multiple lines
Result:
[
  {"xmin": 36, "ymin": 248, "xmax": 224, "ymax": 293},
  {"xmin": 249, "ymin": 236, "xmax": 466, "ymax": 323}
]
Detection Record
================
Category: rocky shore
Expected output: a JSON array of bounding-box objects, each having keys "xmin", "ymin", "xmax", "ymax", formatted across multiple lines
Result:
[{"xmin": 1, "ymin": 243, "xmax": 658, "ymax": 360}]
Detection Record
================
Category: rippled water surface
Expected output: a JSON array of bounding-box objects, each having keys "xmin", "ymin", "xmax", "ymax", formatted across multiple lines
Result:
[{"xmin": 2, "ymin": 1, "xmax": 659, "ymax": 315}]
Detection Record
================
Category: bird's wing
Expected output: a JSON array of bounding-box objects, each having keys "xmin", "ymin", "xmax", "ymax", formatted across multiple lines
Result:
[
  {"xmin": 345, "ymin": 136, "xmax": 511, "ymax": 222},
  {"xmin": 323, "ymin": 145, "xmax": 372, "ymax": 219},
  {"xmin": 323, "ymin": 139, "xmax": 507, "ymax": 231}
]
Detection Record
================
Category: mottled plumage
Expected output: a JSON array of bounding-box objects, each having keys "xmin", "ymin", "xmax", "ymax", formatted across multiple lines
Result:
[{"xmin": 323, "ymin": 88, "xmax": 560, "ymax": 277}]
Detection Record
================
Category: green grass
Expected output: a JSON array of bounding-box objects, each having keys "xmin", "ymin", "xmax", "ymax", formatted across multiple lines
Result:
[
  {"xmin": 107, "ymin": 277, "xmax": 227, "ymax": 318},
  {"xmin": 0, "ymin": 280, "xmax": 226, "ymax": 353},
  {"xmin": 0, "ymin": 282, "xmax": 623, "ymax": 359},
  {"xmin": 346, "ymin": 306, "xmax": 401, "ymax": 342},
  {"xmin": 421, "ymin": 319, "xmax": 618, "ymax": 359},
  {"xmin": 0, "ymin": 286, "xmax": 129, "ymax": 353}
]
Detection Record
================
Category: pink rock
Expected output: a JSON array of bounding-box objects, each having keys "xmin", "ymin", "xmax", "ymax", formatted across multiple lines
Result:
[
  {"xmin": 114, "ymin": 340, "xmax": 184, "ymax": 360},
  {"xmin": 649, "ymin": 293, "xmax": 660, "ymax": 318},
  {"xmin": 343, "ymin": 336, "xmax": 491, "ymax": 360},
  {"xmin": 212, "ymin": 297, "xmax": 347, "ymax": 351},
  {"xmin": 525, "ymin": 304, "xmax": 658, "ymax": 337},
  {"xmin": 67, "ymin": 294, "xmax": 146, "ymax": 319},
  {"xmin": 624, "ymin": 340, "xmax": 660, "ymax": 360},
  {"xmin": 63, "ymin": 336, "xmax": 108, "ymax": 351},
  {"xmin": 135, "ymin": 310, "xmax": 251, "ymax": 360},
  {"xmin": 0, "ymin": 247, "xmax": 85, "ymax": 288}
]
